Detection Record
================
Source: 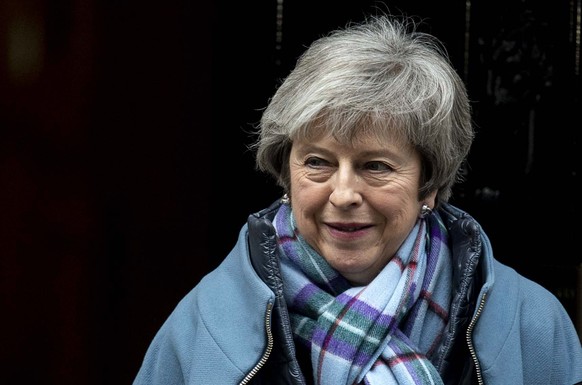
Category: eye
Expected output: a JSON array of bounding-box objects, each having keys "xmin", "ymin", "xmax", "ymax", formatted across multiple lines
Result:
[
  {"xmin": 305, "ymin": 156, "xmax": 330, "ymax": 168},
  {"xmin": 364, "ymin": 161, "xmax": 392, "ymax": 172}
]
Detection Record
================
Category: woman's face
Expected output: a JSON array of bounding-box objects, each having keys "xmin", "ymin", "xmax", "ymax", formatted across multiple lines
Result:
[{"xmin": 289, "ymin": 131, "xmax": 435, "ymax": 285}]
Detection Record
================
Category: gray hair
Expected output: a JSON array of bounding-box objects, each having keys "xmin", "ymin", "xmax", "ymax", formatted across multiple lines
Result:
[{"xmin": 252, "ymin": 14, "xmax": 474, "ymax": 206}]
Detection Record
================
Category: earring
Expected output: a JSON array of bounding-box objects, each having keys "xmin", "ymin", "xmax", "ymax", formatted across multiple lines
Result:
[
  {"xmin": 280, "ymin": 193, "xmax": 290, "ymax": 205},
  {"xmin": 420, "ymin": 204, "xmax": 432, "ymax": 218}
]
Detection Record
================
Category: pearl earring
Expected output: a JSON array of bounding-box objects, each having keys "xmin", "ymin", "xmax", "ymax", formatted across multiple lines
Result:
[{"xmin": 420, "ymin": 204, "xmax": 433, "ymax": 218}]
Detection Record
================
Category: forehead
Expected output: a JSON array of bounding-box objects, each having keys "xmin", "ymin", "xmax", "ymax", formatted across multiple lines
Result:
[{"xmin": 295, "ymin": 119, "xmax": 410, "ymax": 150}]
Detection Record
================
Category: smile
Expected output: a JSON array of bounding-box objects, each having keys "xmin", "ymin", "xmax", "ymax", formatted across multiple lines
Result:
[{"xmin": 327, "ymin": 223, "xmax": 372, "ymax": 232}]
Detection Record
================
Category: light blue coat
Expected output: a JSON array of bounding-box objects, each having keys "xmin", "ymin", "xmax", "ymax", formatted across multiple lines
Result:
[{"xmin": 133, "ymin": 203, "xmax": 582, "ymax": 384}]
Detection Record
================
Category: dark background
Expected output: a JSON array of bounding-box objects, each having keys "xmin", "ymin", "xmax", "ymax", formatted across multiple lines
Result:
[{"xmin": 0, "ymin": 1, "xmax": 580, "ymax": 384}]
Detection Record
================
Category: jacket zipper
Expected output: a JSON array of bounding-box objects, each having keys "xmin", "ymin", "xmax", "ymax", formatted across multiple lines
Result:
[
  {"xmin": 466, "ymin": 292, "xmax": 487, "ymax": 385},
  {"xmin": 239, "ymin": 302, "xmax": 274, "ymax": 385}
]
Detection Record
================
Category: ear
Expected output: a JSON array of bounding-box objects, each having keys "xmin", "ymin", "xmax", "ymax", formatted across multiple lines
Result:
[
  {"xmin": 419, "ymin": 190, "xmax": 438, "ymax": 219},
  {"xmin": 422, "ymin": 190, "xmax": 438, "ymax": 209}
]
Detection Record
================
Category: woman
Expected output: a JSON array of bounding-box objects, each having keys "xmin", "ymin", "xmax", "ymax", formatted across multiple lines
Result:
[{"xmin": 133, "ymin": 14, "xmax": 582, "ymax": 385}]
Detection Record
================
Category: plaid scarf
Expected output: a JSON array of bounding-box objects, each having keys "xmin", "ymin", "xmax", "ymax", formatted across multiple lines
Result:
[{"xmin": 274, "ymin": 203, "xmax": 452, "ymax": 385}]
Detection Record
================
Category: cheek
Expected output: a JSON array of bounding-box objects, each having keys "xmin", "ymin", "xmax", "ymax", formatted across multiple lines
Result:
[
  {"xmin": 291, "ymin": 183, "xmax": 327, "ymax": 211},
  {"xmin": 290, "ymin": 182, "xmax": 329, "ymax": 236},
  {"xmin": 290, "ymin": 191, "xmax": 319, "ymax": 241},
  {"xmin": 372, "ymin": 189, "xmax": 419, "ymax": 222},
  {"xmin": 290, "ymin": 167, "xmax": 327, "ymax": 202}
]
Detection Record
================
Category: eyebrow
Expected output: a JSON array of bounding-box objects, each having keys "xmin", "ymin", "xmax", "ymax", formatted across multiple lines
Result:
[{"xmin": 295, "ymin": 142, "xmax": 408, "ymax": 162}]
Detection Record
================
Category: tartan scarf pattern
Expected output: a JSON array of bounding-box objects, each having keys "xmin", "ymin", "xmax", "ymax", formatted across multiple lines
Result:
[{"xmin": 274, "ymin": 203, "xmax": 452, "ymax": 385}]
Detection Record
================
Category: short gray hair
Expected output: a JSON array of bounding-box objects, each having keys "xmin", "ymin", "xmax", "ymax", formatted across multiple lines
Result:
[{"xmin": 252, "ymin": 14, "xmax": 474, "ymax": 206}]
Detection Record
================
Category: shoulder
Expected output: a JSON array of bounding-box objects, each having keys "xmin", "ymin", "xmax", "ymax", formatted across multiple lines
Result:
[
  {"xmin": 490, "ymin": 260, "xmax": 560, "ymax": 307},
  {"xmin": 488, "ymin": 261, "xmax": 577, "ymax": 334},
  {"xmin": 438, "ymin": 203, "xmax": 582, "ymax": 382},
  {"xmin": 476, "ymin": 260, "xmax": 582, "ymax": 384},
  {"xmin": 134, "ymin": 221, "xmax": 277, "ymax": 385}
]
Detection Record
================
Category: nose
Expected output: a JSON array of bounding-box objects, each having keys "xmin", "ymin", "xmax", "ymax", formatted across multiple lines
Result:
[{"xmin": 329, "ymin": 166, "xmax": 363, "ymax": 208}]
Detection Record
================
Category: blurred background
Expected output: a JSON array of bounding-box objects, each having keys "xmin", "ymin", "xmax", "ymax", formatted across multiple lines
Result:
[{"xmin": 0, "ymin": 0, "xmax": 580, "ymax": 383}]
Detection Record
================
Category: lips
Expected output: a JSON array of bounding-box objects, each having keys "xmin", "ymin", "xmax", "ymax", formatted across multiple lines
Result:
[{"xmin": 327, "ymin": 223, "xmax": 372, "ymax": 232}]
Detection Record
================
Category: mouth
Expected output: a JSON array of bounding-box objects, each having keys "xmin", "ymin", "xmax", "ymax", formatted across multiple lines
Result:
[{"xmin": 326, "ymin": 223, "xmax": 373, "ymax": 232}]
